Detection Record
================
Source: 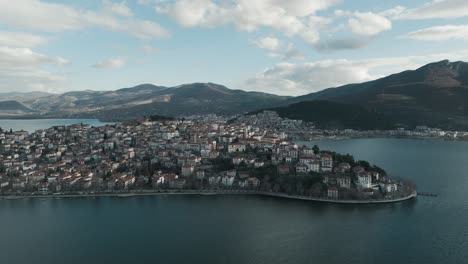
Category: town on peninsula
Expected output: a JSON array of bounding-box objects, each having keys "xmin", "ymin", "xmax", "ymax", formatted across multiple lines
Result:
[{"xmin": 0, "ymin": 111, "xmax": 416, "ymax": 203}]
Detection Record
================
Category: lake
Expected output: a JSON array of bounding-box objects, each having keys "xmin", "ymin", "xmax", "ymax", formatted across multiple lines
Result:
[
  {"xmin": 0, "ymin": 119, "xmax": 113, "ymax": 132},
  {"xmin": 1, "ymin": 138, "xmax": 468, "ymax": 264}
]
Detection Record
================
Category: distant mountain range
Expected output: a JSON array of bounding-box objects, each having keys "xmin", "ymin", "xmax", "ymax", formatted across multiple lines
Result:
[
  {"xmin": 1, "ymin": 83, "xmax": 289, "ymax": 121},
  {"xmin": 2, "ymin": 60, "xmax": 468, "ymax": 130},
  {"xmin": 0, "ymin": 101, "xmax": 36, "ymax": 116}
]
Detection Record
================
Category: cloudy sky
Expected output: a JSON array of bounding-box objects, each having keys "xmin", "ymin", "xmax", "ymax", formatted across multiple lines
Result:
[{"xmin": 1, "ymin": 0, "xmax": 468, "ymax": 95}]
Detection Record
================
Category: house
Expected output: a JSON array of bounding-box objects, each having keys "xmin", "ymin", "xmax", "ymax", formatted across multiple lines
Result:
[
  {"xmin": 320, "ymin": 154, "xmax": 333, "ymax": 172},
  {"xmin": 380, "ymin": 182, "xmax": 398, "ymax": 193},
  {"xmin": 307, "ymin": 162, "xmax": 320, "ymax": 173},
  {"xmin": 357, "ymin": 172, "xmax": 372, "ymax": 189},
  {"xmin": 125, "ymin": 176, "xmax": 136, "ymax": 189},
  {"xmin": 208, "ymin": 176, "xmax": 220, "ymax": 185},
  {"xmin": 296, "ymin": 164, "xmax": 309, "ymax": 174},
  {"xmin": 327, "ymin": 187, "xmax": 338, "ymax": 199},
  {"xmin": 38, "ymin": 182, "xmax": 49, "ymax": 193},
  {"xmin": 195, "ymin": 170, "xmax": 205, "ymax": 180},
  {"xmin": 226, "ymin": 170, "xmax": 236, "ymax": 177},
  {"xmin": 169, "ymin": 178, "xmax": 186, "ymax": 189},
  {"xmin": 221, "ymin": 175, "xmax": 235, "ymax": 186},
  {"xmin": 154, "ymin": 173, "xmax": 178, "ymax": 187},
  {"xmin": 337, "ymin": 176, "xmax": 351, "ymax": 189},
  {"xmin": 254, "ymin": 160, "xmax": 264, "ymax": 168},
  {"xmin": 240, "ymin": 177, "xmax": 260, "ymax": 188},
  {"xmin": 228, "ymin": 143, "xmax": 246, "ymax": 153},
  {"xmin": 232, "ymin": 156, "xmax": 244, "ymax": 165},
  {"xmin": 0, "ymin": 181, "xmax": 9, "ymax": 189},
  {"xmin": 181, "ymin": 164, "xmax": 194, "ymax": 177},
  {"xmin": 301, "ymin": 147, "xmax": 314, "ymax": 156},
  {"xmin": 246, "ymin": 177, "xmax": 260, "ymax": 187}
]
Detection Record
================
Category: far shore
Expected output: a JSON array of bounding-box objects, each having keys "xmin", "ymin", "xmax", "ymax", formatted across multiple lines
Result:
[{"xmin": 0, "ymin": 190, "xmax": 417, "ymax": 204}]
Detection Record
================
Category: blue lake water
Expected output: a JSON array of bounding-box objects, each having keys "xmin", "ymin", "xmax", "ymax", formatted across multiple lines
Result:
[
  {"xmin": 0, "ymin": 119, "xmax": 113, "ymax": 132},
  {"xmin": 1, "ymin": 138, "xmax": 468, "ymax": 264}
]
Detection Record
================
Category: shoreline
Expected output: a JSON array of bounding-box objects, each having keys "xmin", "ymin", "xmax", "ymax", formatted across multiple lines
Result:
[{"xmin": 0, "ymin": 190, "xmax": 417, "ymax": 204}]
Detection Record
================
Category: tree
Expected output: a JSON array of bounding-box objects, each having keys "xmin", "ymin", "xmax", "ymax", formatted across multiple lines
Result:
[
  {"xmin": 312, "ymin": 144, "xmax": 320, "ymax": 155},
  {"xmin": 356, "ymin": 160, "xmax": 371, "ymax": 170}
]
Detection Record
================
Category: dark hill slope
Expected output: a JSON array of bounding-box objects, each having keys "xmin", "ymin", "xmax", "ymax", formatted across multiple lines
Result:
[
  {"xmin": 267, "ymin": 101, "xmax": 394, "ymax": 130},
  {"xmin": 290, "ymin": 60, "xmax": 468, "ymax": 129}
]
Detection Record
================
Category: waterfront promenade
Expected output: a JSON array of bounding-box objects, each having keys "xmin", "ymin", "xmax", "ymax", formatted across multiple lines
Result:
[{"xmin": 0, "ymin": 190, "xmax": 417, "ymax": 204}]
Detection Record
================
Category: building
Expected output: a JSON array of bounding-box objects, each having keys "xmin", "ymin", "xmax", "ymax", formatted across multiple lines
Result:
[
  {"xmin": 254, "ymin": 160, "xmax": 264, "ymax": 168},
  {"xmin": 228, "ymin": 143, "xmax": 246, "ymax": 153},
  {"xmin": 357, "ymin": 172, "xmax": 372, "ymax": 189},
  {"xmin": 195, "ymin": 170, "xmax": 205, "ymax": 180},
  {"xmin": 208, "ymin": 176, "xmax": 220, "ymax": 185},
  {"xmin": 320, "ymin": 153, "xmax": 333, "ymax": 172},
  {"xmin": 181, "ymin": 164, "xmax": 194, "ymax": 177},
  {"xmin": 308, "ymin": 162, "xmax": 320, "ymax": 173},
  {"xmin": 327, "ymin": 187, "xmax": 338, "ymax": 199},
  {"xmin": 169, "ymin": 178, "xmax": 186, "ymax": 189},
  {"xmin": 380, "ymin": 182, "xmax": 398, "ymax": 193},
  {"xmin": 232, "ymin": 156, "xmax": 244, "ymax": 165},
  {"xmin": 337, "ymin": 176, "xmax": 351, "ymax": 189},
  {"xmin": 221, "ymin": 175, "xmax": 235, "ymax": 186},
  {"xmin": 296, "ymin": 164, "xmax": 309, "ymax": 174}
]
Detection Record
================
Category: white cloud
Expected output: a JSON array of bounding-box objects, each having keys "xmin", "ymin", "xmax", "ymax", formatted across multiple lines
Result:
[
  {"xmin": 0, "ymin": 0, "xmax": 169, "ymax": 39},
  {"xmin": 0, "ymin": 0, "xmax": 83, "ymax": 32},
  {"xmin": 0, "ymin": 46, "xmax": 68, "ymax": 92},
  {"xmin": 244, "ymin": 50, "xmax": 468, "ymax": 96},
  {"xmin": 283, "ymin": 43, "xmax": 305, "ymax": 60},
  {"xmin": 141, "ymin": 45, "xmax": 158, "ymax": 54},
  {"xmin": 137, "ymin": 0, "xmax": 168, "ymax": 5},
  {"xmin": 245, "ymin": 60, "xmax": 374, "ymax": 95},
  {"xmin": 333, "ymin": 10, "xmax": 392, "ymax": 36},
  {"xmin": 404, "ymin": 25, "xmax": 468, "ymax": 41},
  {"xmin": 398, "ymin": 0, "xmax": 468, "ymax": 19},
  {"xmin": 103, "ymin": 0, "xmax": 134, "ymax": 17},
  {"xmin": 0, "ymin": 46, "xmax": 68, "ymax": 67},
  {"xmin": 252, "ymin": 37, "xmax": 281, "ymax": 51},
  {"xmin": 0, "ymin": 31, "xmax": 48, "ymax": 48},
  {"xmin": 92, "ymin": 57, "xmax": 126, "ymax": 69},
  {"xmin": 348, "ymin": 12, "xmax": 392, "ymax": 36},
  {"xmin": 379, "ymin": 6, "xmax": 406, "ymax": 19},
  {"xmin": 156, "ymin": 0, "xmax": 339, "ymax": 44},
  {"xmin": 314, "ymin": 37, "xmax": 371, "ymax": 52}
]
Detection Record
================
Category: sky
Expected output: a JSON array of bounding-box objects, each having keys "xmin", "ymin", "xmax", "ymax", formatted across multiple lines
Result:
[{"xmin": 2, "ymin": 0, "xmax": 468, "ymax": 96}]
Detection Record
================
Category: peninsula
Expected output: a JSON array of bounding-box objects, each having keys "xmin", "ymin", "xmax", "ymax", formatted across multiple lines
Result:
[{"xmin": 0, "ymin": 112, "xmax": 416, "ymax": 203}]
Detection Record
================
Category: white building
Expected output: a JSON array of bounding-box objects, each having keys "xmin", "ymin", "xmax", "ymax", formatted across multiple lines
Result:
[
  {"xmin": 307, "ymin": 162, "xmax": 320, "ymax": 173},
  {"xmin": 221, "ymin": 175, "xmax": 235, "ymax": 186},
  {"xmin": 228, "ymin": 143, "xmax": 246, "ymax": 153},
  {"xmin": 327, "ymin": 187, "xmax": 338, "ymax": 199},
  {"xmin": 357, "ymin": 172, "xmax": 372, "ymax": 189}
]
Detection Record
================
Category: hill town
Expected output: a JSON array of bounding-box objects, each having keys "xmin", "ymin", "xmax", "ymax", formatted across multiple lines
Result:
[{"xmin": 0, "ymin": 112, "xmax": 415, "ymax": 202}]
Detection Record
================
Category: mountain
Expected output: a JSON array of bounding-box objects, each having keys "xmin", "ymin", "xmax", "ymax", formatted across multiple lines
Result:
[
  {"xmin": 265, "ymin": 101, "xmax": 394, "ymax": 130},
  {"xmin": 0, "ymin": 101, "xmax": 36, "ymax": 116},
  {"xmin": 5, "ymin": 60, "xmax": 468, "ymax": 128},
  {"xmin": 0, "ymin": 91, "xmax": 51, "ymax": 103},
  {"xmin": 20, "ymin": 83, "xmax": 288, "ymax": 121},
  {"xmin": 85, "ymin": 83, "xmax": 289, "ymax": 120},
  {"xmin": 289, "ymin": 60, "xmax": 468, "ymax": 129},
  {"xmin": 24, "ymin": 84, "xmax": 168, "ymax": 114}
]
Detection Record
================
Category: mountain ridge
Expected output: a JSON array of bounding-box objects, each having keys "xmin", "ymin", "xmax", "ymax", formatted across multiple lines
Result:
[{"xmin": 3, "ymin": 60, "xmax": 468, "ymax": 129}]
